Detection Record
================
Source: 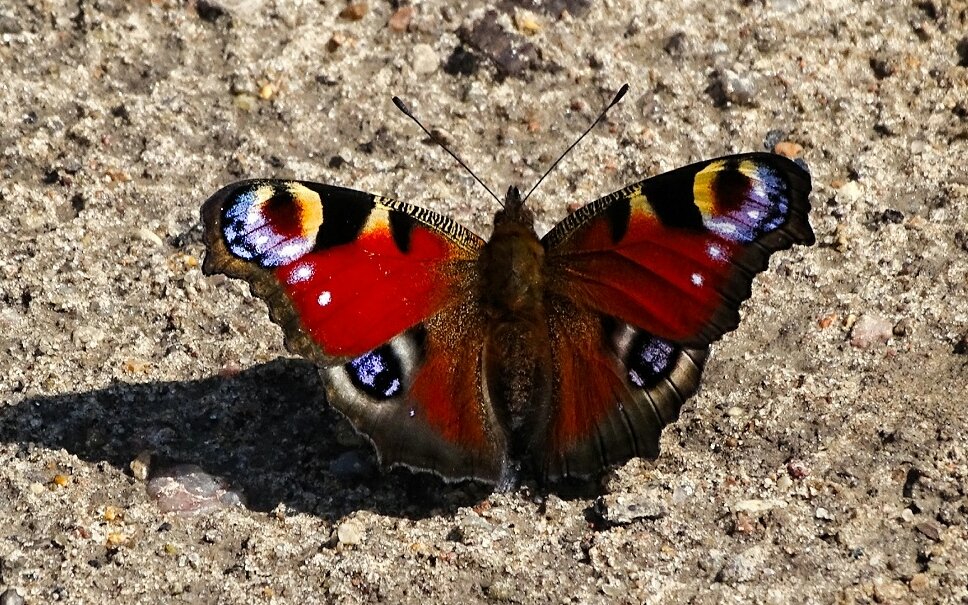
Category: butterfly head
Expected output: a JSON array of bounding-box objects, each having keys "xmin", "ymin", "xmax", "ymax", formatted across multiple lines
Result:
[{"xmin": 494, "ymin": 185, "xmax": 535, "ymax": 231}]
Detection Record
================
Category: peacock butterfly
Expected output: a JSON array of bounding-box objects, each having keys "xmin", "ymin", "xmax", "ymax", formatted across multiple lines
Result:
[{"xmin": 201, "ymin": 88, "xmax": 814, "ymax": 488}]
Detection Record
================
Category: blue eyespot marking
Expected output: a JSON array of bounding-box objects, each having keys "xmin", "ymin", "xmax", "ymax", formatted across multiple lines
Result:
[
  {"xmin": 705, "ymin": 165, "xmax": 792, "ymax": 243},
  {"xmin": 626, "ymin": 332, "xmax": 676, "ymax": 388},
  {"xmin": 347, "ymin": 345, "xmax": 403, "ymax": 400}
]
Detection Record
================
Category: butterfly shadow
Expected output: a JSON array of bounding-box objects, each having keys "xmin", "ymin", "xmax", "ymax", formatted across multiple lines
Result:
[{"xmin": 0, "ymin": 358, "xmax": 490, "ymax": 522}]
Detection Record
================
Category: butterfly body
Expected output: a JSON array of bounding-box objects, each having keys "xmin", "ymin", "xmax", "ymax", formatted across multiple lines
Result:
[{"xmin": 202, "ymin": 152, "xmax": 814, "ymax": 487}]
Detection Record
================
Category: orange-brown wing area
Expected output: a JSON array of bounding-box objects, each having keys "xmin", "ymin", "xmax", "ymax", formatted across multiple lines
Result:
[
  {"xmin": 201, "ymin": 180, "xmax": 484, "ymax": 364},
  {"xmin": 542, "ymin": 153, "xmax": 814, "ymax": 349},
  {"xmin": 540, "ymin": 301, "xmax": 707, "ymax": 481},
  {"xmin": 322, "ymin": 307, "xmax": 509, "ymax": 484}
]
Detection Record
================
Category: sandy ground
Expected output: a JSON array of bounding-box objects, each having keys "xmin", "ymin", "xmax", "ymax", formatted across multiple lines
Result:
[{"xmin": 1, "ymin": 0, "xmax": 966, "ymax": 603}]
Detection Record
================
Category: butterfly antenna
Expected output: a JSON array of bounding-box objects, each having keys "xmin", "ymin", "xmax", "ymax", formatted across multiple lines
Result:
[
  {"xmin": 392, "ymin": 96, "xmax": 504, "ymax": 207},
  {"xmin": 522, "ymin": 83, "xmax": 630, "ymax": 204}
]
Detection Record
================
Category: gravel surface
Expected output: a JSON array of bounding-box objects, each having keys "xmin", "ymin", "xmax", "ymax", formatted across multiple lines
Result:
[{"xmin": 1, "ymin": 1, "xmax": 966, "ymax": 603}]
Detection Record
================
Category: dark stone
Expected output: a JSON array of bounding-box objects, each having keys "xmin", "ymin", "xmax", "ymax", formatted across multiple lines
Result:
[
  {"xmin": 880, "ymin": 209, "xmax": 904, "ymax": 224},
  {"xmin": 957, "ymin": 37, "xmax": 968, "ymax": 67},
  {"xmin": 196, "ymin": 0, "xmax": 230, "ymax": 22},
  {"xmin": 870, "ymin": 57, "xmax": 895, "ymax": 79},
  {"xmin": 663, "ymin": 32, "xmax": 687, "ymax": 57},
  {"xmin": 458, "ymin": 11, "xmax": 540, "ymax": 78}
]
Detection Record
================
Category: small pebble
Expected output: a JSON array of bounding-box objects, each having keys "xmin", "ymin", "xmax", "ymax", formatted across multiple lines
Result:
[
  {"xmin": 836, "ymin": 181, "xmax": 862, "ymax": 203},
  {"xmin": 71, "ymin": 325, "xmax": 105, "ymax": 350},
  {"xmin": 909, "ymin": 573, "xmax": 930, "ymax": 592},
  {"xmin": 773, "ymin": 141, "xmax": 803, "ymax": 159},
  {"xmin": 916, "ymin": 521, "xmax": 941, "ymax": 541},
  {"xmin": 707, "ymin": 67, "xmax": 759, "ymax": 107},
  {"xmin": 337, "ymin": 519, "xmax": 364, "ymax": 545},
  {"xmin": 663, "ymin": 32, "xmax": 688, "ymax": 57},
  {"xmin": 387, "ymin": 5, "xmax": 413, "ymax": 32},
  {"xmin": 339, "ymin": 2, "xmax": 367, "ymax": 20},
  {"xmin": 106, "ymin": 532, "xmax": 126, "ymax": 549},
  {"xmin": 257, "ymin": 83, "xmax": 275, "ymax": 100},
  {"xmin": 146, "ymin": 465, "xmax": 244, "ymax": 515},
  {"xmin": 892, "ymin": 318, "xmax": 911, "ymax": 337},
  {"xmin": 817, "ymin": 313, "xmax": 838, "ymax": 329},
  {"xmin": 850, "ymin": 315, "xmax": 893, "ymax": 348},
  {"xmin": 326, "ymin": 32, "xmax": 346, "ymax": 53},
  {"xmin": 734, "ymin": 499, "xmax": 786, "ymax": 514},
  {"xmin": 815, "ymin": 507, "xmax": 834, "ymax": 521},
  {"xmin": 596, "ymin": 488, "xmax": 667, "ymax": 524},
  {"xmin": 412, "ymin": 44, "xmax": 438, "ymax": 74},
  {"xmin": 513, "ymin": 10, "xmax": 541, "ymax": 35},
  {"xmin": 485, "ymin": 579, "xmax": 514, "ymax": 600},
  {"xmin": 787, "ymin": 459, "xmax": 809, "ymax": 479},
  {"xmin": 123, "ymin": 358, "xmax": 151, "ymax": 374},
  {"xmin": 233, "ymin": 94, "xmax": 257, "ymax": 112},
  {"xmin": 0, "ymin": 587, "xmax": 25, "ymax": 605},
  {"xmin": 601, "ymin": 579, "xmax": 626, "ymax": 598},
  {"xmin": 130, "ymin": 450, "xmax": 152, "ymax": 481},
  {"xmin": 716, "ymin": 546, "xmax": 765, "ymax": 584}
]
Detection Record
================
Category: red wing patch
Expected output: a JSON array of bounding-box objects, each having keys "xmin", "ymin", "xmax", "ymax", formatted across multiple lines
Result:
[
  {"xmin": 276, "ymin": 220, "xmax": 466, "ymax": 356},
  {"xmin": 543, "ymin": 153, "xmax": 814, "ymax": 348}
]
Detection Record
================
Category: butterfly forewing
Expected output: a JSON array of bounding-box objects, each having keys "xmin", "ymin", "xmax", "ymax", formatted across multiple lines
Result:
[
  {"xmin": 202, "ymin": 180, "xmax": 484, "ymax": 361},
  {"xmin": 543, "ymin": 153, "xmax": 814, "ymax": 348}
]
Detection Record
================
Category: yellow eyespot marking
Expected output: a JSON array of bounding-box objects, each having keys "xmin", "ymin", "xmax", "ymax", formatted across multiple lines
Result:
[
  {"xmin": 693, "ymin": 160, "xmax": 726, "ymax": 217},
  {"xmin": 284, "ymin": 182, "xmax": 323, "ymax": 237}
]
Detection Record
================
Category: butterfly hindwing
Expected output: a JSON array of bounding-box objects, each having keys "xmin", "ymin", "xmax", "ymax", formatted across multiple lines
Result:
[
  {"xmin": 540, "ymin": 304, "xmax": 708, "ymax": 480},
  {"xmin": 322, "ymin": 312, "xmax": 509, "ymax": 483},
  {"xmin": 539, "ymin": 153, "xmax": 813, "ymax": 478},
  {"xmin": 202, "ymin": 180, "xmax": 508, "ymax": 482}
]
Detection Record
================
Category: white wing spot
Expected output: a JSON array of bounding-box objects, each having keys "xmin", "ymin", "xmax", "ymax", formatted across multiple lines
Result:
[
  {"xmin": 747, "ymin": 209, "xmax": 761, "ymax": 220},
  {"xmin": 691, "ymin": 272, "xmax": 704, "ymax": 287},
  {"xmin": 317, "ymin": 291, "xmax": 332, "ymax": 306},
  {"xmin": 290, "ymin": 264, "xmax": 313, "ymax": 283},
  {"xmin": 707, "ymin": 243, "xmax": 724, "ymax": 259}
]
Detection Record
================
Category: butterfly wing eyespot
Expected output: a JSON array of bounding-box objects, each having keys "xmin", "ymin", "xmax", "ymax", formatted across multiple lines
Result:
[{"xmin": 538, "ymin": 152, "xmax": 813, "ymax": 479}]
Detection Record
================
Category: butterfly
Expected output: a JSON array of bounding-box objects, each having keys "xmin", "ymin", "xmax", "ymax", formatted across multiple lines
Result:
[{"xmin": 201, "ymin": 101, "xmax": 814, "ymax": 489}]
